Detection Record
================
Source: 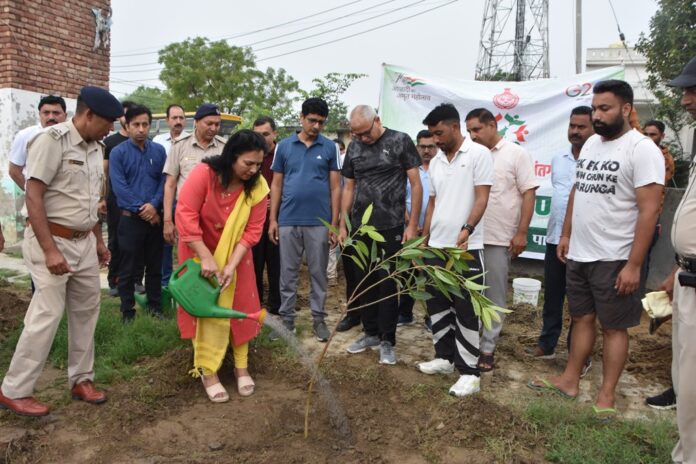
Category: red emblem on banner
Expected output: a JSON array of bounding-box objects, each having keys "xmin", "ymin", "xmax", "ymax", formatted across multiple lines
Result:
[{"xmin": 493, "ymin": 88, "xmax": 519, "ymax": 110}]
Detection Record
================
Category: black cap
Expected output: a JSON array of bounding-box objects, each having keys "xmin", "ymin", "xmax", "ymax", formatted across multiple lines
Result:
[
  {"xmin": 194, "ymin": 103, "xmax": 221, "ymax": 120},
  {"xmin": 79, "ymin": 86, "xmax": 124, "ymax": 120},
  {"xmin": 668, "ymin": 57, "xmax": 696, "ymax": 88}
]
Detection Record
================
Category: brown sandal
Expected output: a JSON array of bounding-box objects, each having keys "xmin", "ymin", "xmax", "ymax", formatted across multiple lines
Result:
[{"xmin": 477, "ymin": 353, "xmax": 495, "ymax": 372}]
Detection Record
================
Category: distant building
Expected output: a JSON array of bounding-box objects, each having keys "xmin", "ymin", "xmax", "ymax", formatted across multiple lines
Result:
[{"xmin": 586, "ymin": 44, "xmax": 695, "ymax": 160}]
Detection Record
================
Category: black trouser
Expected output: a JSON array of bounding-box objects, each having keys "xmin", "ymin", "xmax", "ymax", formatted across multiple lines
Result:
[
  {"xmin": 252, "ymin": 219, "xmax": 281, "ymax": 314},
  {"xmin": 538, "ymin": 244, "xmax": 574, "ymax": 354},
  {"xmin": 106, "ymin": 191, "xmax": 121, "ymax": 288},
  {"xmin": 107, "ymin": 191, "xmax": 143, "ymax": 288},
  {"xmin": 425, "ymin": 251, "xmax": 483, "ymax": 376},
  {"xmin": 343, "ymin": 226, "xmax": 403, "ymax": 345},
  {"xmin": 398, "ymin": 294, "xmax": 415, "ymax": 318},
  {"xmin": 341, "ymin": 251, "xmax": 362, "ymax": 324},
  {"xmin": 117, "ymin": 213, "xmax": 163, "ymax": 316}
]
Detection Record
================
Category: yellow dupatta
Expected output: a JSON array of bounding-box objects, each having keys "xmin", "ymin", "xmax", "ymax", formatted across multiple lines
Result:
[{"xmin": 191, "ymin": 176, "xmax": 269, "ymax": 376}]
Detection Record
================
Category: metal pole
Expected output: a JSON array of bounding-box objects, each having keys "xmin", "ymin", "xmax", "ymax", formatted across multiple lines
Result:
[{"xmin": 575, "ymin": 0, "xmax": 582, "ymax": 74}]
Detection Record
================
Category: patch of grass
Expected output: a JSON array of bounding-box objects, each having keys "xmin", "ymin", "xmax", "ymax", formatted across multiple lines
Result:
[
  {"xmin": 1, "ymin": 291, "xmax": 185, "ymax": 384},
  {"xmin": 525, "ymin": 398, "xmax": 677, "ymax": 463},
  {"xmin": 403, "ymin": 382, "xmax": 448, "ymax": 401}
]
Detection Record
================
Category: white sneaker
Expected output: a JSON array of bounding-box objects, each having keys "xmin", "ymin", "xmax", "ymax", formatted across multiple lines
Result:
[
  {"xmin": 418, "ymin": 358, "xmax": 455, "ymax": 375},
  {"xmin": 449, "ymin": 374, "xmax": 480, "ymax": 397}
]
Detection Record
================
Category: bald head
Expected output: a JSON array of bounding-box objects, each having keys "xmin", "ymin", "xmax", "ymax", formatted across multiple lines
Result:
[
  {"xmin": 350, "ymin": 105, "xmax": 377, "ymax": 122},
  {"xmin": 349, "ymin": 105, "xmax": 384, "ymax": 144}
]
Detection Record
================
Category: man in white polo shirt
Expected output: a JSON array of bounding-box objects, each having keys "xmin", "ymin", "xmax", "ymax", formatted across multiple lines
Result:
[
  {"xmin": 465, "ymin": 107, "xmax": 539, "ymax": 372},
  {"xmin": 419, "ymin": 103, "xmax": 494, "ymax": 397},
  {"xmin": 8, "ymin": 95, "xmax": 67, "ymax": 190}
]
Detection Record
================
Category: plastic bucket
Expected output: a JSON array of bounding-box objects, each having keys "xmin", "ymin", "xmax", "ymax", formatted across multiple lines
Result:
[{"xmin": 512, "ymin": 278, "xmax": 542, "ymax": 306}]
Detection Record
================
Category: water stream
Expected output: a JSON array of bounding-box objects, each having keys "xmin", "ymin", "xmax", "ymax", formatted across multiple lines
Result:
[{"xmin": 261, "ymin": 316, "xmax": 352, "ymax": 443}]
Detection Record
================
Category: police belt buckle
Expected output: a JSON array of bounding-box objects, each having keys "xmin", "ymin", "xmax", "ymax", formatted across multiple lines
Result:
[{"xmin": 675, "ymin": 254, "xmax": 696, "ymax": 273}]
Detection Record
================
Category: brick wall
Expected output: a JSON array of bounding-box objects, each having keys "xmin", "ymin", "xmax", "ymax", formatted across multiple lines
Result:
[{"xmin": 0, "ymin": 0, "xmax": 110, "ymax": 97}]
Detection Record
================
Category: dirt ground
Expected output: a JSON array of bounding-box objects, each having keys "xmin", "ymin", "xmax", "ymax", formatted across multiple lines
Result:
[{"xmin": 0, "ymin": 267, "xmax": 675, "ymax": 463}]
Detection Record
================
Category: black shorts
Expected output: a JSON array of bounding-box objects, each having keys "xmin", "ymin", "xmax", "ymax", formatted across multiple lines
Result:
[{"xmin": 566, "ymin": 259, "xmax": 643, "ymax": 329}]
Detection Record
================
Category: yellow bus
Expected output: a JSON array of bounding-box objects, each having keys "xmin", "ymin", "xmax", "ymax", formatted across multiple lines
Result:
[{"xmin": 115, "ymin": 112, "xmax": 243, "ymax": 139}]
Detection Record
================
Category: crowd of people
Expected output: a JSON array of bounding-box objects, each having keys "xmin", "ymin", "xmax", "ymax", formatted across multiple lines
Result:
[{"xmin": 0, "ymin": 57, "xmax": 694, "ymax": 462}]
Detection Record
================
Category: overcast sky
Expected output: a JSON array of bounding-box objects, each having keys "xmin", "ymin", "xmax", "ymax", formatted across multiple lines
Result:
[{"xmin": 108, "ymin": 0, "xmax": 658, "ymax": 111}]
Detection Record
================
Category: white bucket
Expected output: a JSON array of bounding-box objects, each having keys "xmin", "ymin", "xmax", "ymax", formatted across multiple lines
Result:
[{"xmin": 512, "ymin": 278, "xmax": 542, "ymax": 306}]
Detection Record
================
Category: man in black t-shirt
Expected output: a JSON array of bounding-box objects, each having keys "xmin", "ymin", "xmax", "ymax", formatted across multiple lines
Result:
[{"xmin": 338, "ymin": 105, "xmax": 423, "ymax": 365}]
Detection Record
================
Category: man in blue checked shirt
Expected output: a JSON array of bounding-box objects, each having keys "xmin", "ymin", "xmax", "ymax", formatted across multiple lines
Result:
[
  {"xmin": 109, "ymin": 105, "xmax": 167, "ymax": 323},
  {"xmin": 528, "ymin": 106, "xmax": 594, "ymax": 368}
]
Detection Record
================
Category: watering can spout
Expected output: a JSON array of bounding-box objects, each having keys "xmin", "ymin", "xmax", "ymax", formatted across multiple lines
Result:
[{"xmin": 169, "ymin": 258, "xmax": 268, "ymax": 320}]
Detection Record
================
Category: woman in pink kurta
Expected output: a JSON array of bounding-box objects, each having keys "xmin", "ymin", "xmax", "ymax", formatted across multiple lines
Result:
[{"xmin": 175, "ymin": 130, "xmax": 268, "ymax": 401}]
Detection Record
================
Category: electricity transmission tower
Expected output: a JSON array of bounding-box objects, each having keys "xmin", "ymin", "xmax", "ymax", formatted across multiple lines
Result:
[{"xmin": 475, "ymin": 0, "xmax": 550, "ymax": 81}]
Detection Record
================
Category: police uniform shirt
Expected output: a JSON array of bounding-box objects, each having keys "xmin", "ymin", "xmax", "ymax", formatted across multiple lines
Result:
[
  {"xmin": 672, "ymin": 164, "xmax": 696, "ymax": 257},
  {"xmin": 26, "ymin": 120, "xmax": 104, "ymax": 231},
  {"xmin": 162, "ymin": 133, "xmax": 225, "ymax": 194}
]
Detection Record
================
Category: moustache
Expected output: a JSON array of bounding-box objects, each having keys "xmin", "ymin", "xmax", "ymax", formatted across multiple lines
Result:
[
  {"xmin": 47, "ymin": 119, "xmax": 57, "ymax": 124},
  {"xmin": 174, "ymin": 124, "xmax": 183, "ymax": 129}
]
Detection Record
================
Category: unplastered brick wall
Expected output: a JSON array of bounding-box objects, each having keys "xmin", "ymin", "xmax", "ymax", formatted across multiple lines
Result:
[{"xmin": 0, "ymin": 0, "xmax": 110, "ymax": 97}]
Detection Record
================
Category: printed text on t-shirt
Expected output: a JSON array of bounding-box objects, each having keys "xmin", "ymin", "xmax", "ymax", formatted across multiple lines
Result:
[{"xmin": 574, "ymin": 158, "xmax": 620, "ymax": 195}]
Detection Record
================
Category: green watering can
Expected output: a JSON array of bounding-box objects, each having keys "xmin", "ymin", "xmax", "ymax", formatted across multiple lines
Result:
[
  {"xmin": 134, "ymin": 286, "xmax": 174, "ymax": 313},
  {"xmin": 168, "ymin": 258, "xmax": 267, "ymax": 322}
]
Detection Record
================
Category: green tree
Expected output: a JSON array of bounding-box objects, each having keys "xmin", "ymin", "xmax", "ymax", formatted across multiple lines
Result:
[
  {"xmin": 300, "ymin": 72, "xmax": 367, "ymax": 133},
  {"xmin": 120, "ymin": 86, "xmax": 169, "ymax": 113},
  {"xmin": 635, "ymin": 0, "xmax": 696, "ymax": 165},
  {"xmin": 157, "ymin": 37, "xmax": 300, "ymax": 124}
]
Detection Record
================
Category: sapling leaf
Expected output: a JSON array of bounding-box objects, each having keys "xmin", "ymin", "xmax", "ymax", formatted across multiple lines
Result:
[{"xmin": 361, "ymin": 204, "xmax": 373, "ymax": 226}]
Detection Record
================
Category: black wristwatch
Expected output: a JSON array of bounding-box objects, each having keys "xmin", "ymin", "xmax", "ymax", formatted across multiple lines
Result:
[{"xmin": 461, "ymin": 223, "xmax": 475, "ymax": 234}]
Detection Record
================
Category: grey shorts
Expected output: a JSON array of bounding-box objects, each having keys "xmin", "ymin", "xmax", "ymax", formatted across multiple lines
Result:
[{"xmin": 566, "ymin": 259, "xmax": 643, "ymax": 329}]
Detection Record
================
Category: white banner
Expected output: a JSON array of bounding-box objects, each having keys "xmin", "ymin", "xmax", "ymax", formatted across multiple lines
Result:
[{"xmin": 378, "ymin": 63, "xmax": 625, "ymax": 258}]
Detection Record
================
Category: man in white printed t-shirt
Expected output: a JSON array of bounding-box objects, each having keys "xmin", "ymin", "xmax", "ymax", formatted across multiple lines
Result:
[
  {"xmin": 418, "ymin": 103, "xmax": 494, "ymax": 397},
  {"xmin": 528, "ymin": 80, "xmax": 664, "ymax": 417}
]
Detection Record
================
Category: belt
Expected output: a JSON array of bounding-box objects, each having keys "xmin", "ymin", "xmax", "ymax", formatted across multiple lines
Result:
[
  {"xmin": 27, "ymin": 220, "xmax": 91, "ymax": 240},
  {"xmin": 675, "ymin": 254, "xmax": 696, "ymax": 273},
  {"xmin": 121, "ymin": 210, "xmax": 134, "ymax": 217}
]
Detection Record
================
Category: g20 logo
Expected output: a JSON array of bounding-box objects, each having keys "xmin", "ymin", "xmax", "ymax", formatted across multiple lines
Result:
[{"xmin": 565, "ymin": 82, "xmax": 593, "ymax": 98}]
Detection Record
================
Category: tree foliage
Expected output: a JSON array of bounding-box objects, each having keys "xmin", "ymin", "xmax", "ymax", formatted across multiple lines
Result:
[
  {"xmin": 157, "ymin": 38, "xmax": 300, "ymax": 124},
  {"xmin": 300, "ymin": 72, "xmax": 367, "ymax": 133},
  {"xmin": 120, "ymin": 86, "xmax": 169, "ymax": 113},
  {"xmin": 635, "ymin": 0, "xmax": 696, "ymax": 159}
]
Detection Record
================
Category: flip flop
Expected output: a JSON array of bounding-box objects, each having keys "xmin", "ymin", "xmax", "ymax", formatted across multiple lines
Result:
[
  {"xmin": 527, "ymin": 378, "xmax": 577, "ymax": 400},
  {"xmin": 592, "ymin": 405, "xmax": 617, "ymax": 423},
  {"xmin": 477, "ymin": 353, "xmax": 495, "ymax": 372},
  {"xmin": 202, "ymin": 378, "xmax": 229, "ymax": 403},
  {"xmin": 236, "ymin": 375, "xmax": 255, "ymax": 397}
]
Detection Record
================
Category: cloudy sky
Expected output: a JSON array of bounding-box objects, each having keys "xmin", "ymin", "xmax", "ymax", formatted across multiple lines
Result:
[{"xmin": 108, "ymin": 0, "xmax": 658, "ymax": 111}]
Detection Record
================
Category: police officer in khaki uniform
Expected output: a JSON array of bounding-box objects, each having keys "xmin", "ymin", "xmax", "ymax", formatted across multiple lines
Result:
[
  {"xmin": 162, "ymin": 103, "xmax": 225, "ymax": 244},
  {"xmin": 661, "ymin": 56, "xmax": 696, "ymax": 464},
  {"xmin": 0, "ymin": 86, "xmax": 123, "ymax": 417}
]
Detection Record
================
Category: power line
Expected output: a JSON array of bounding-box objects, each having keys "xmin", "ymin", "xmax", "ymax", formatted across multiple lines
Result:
[
  {"xmin": 257, "ymin": 0, "xmax": 459, "ymax": 62},
  {"xmin": 241, "ymin": 0, "xmax": 398, "ymax": 48},
  {"xmin": 111, "ymin": 0, "xmax": 438, "ymax": 73},
  {"xmin": 111, "ymin": 0, "xmax": 414, "ymax": 70},
  {"xmin": 250, "ymin": 0, "xmax": 424, "ymax": 52},
  {"xmin": 111, "ymin": 0, "xmax": 364, "ymax": 58},
  {"xmin": 605, "ymin": 0, "xmax": 655, "ymax": 118},
  {"xmin": 112, "ymin": 67, "xmax": 164, "ymax": 75}
]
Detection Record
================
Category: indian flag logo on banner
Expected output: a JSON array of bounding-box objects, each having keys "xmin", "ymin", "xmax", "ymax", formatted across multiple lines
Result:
[{"xmin": 403, "ymin": 76, "xmax": 426, "ymax": 87}]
